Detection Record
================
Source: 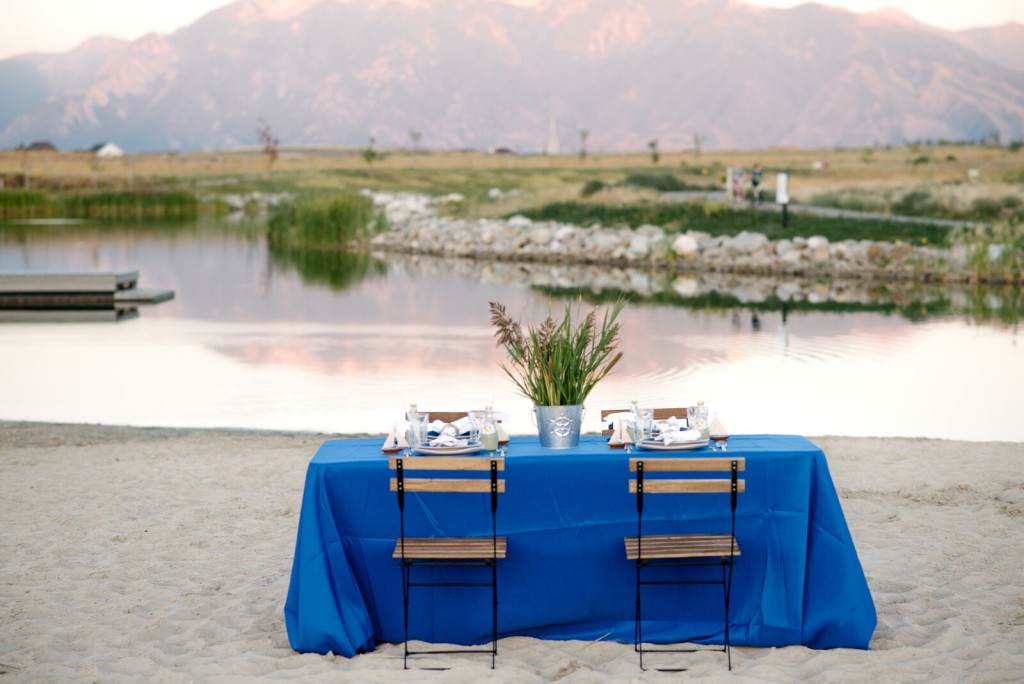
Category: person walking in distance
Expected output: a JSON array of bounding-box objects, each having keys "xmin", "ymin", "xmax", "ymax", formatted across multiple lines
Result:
[{"xmin": 751, "ymin": 163, "xmax": 764, "ymax": 204}]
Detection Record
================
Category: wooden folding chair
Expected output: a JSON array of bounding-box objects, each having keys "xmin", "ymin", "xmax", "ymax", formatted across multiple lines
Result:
[
  {"xmin": 390, "ymin": 455, "xmax": 507, "ymax": 669},
  {"xmin": 626, "ymin": 457, "xmax": 745, "ymax": 671}
]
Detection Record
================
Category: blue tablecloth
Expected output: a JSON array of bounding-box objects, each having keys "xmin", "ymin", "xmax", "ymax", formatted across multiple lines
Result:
[{"xmin": 284, "ymin": 435, "xmax": 876, "ymax": 656}]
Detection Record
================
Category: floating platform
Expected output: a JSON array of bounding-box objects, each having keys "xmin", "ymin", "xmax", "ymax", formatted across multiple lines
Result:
[
  {"xmin": 0, "ymin": 270, "xmax": 174, "ymax": 319},
  {"xmin": 0, "ymin": 308, "xmax": 140, "ymax": 323}
]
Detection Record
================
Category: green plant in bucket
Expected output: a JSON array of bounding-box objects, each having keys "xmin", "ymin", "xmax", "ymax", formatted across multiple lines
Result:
[{"xmin": 488, "ymin": 299, "xmax": 625, "ymax": 406}]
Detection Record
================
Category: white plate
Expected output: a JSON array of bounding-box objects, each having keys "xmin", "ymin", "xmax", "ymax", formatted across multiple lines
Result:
[
  {"xmin": 411, "ymin": 442, "xmax": 484, "ymax": 456},
  {"xmin": 636, "ymin": 439, "xmax": 710, "ymax": 452}
]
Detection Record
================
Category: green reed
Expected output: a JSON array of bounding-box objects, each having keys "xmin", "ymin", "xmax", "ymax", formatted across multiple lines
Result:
[
  {"xmin": 513, "ymin": 200, "xmax": 951, "ymax": 244},
  {"xmin": 948, "ymin": 217, "xmax": 1024, "ymax": 283},
  {"xmin": 0, "ymin": 189, "xmax": 209, "ymax": 218},
  {"xmin": 267, "ymin": 193, "xmax": 383, "ymax": 247}
]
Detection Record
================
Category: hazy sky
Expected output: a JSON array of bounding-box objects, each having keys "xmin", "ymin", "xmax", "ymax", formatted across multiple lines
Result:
[{"xmin": 1, "ymin": 0, "xmax": 1022, "ymax": 60}]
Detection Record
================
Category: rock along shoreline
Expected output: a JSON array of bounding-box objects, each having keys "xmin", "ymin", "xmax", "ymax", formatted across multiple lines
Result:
[{"xmin": 365, "ymin": 190, "xmax": 1018, "ymax": 284}]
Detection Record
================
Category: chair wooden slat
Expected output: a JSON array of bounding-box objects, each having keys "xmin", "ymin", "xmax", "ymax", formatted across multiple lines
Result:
[
  {"xmin": 629, "ymin": 457, "xmax": 745, "ymax": 472},
  {"xmin": 393, "ymin": 537, "xmax": 508, "ymax": 560},
  {"xmin": 391, "ymin": 478, "xmax": 506, "ymax": 493},
  {"xmin": 602, "ymin": 407, "xmax": 688, "ymax": 422},
  {"xmin": 629, "ymin": 479, "xmax": 745, "ymax": 494},
  {"xmin": 601, "ymin": 407, "xmax": 689, "ymax": 435},
  {"xmin": 408, "ymin": 410, "xmax": 508, "ymax": 425},
  {"xmin": 389, "ymin": 456, "xmax": 505, "ymax": 471},
  {"xmin": 625, "ymin": 534, "xmax": 740, "ymax": 560}
]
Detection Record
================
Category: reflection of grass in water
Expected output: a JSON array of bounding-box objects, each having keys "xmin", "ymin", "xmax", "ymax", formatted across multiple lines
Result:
[
  {"xmin": 534, "ymin": 282, "xmax": 1022, "ymax": 328},
  {"xmin": 958, "ymin": 286, "xmax": 1024, "ymax": 329},
  {"xmin": 269, "ymin": 242, "xmax": 387, "ymax": 292}
]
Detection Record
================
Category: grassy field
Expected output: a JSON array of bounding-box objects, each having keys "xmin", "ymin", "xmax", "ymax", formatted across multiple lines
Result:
[
  {"xmin": 2, "ymin": 142, "xmax": 1021, "ymax": 228},
  {"xmin": 2, "ymin": 143, "xmax": 1020, "ymax": 194}
]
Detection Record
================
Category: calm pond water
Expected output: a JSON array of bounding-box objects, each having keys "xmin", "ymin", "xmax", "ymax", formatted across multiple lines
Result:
[{"xmin": 1, "ymin": 218, "xmax": 1021, "ymax": 442}]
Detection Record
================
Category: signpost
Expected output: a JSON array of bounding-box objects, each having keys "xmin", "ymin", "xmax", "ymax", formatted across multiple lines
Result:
[{"xmin": 776, "ymin": 173, "xmax": 790, "ymax": 228}]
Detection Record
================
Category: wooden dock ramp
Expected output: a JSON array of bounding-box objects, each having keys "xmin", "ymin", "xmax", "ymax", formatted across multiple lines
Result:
[{"xmin": 0, "ymin": 271, "xmax": 174, "ymax": 317}]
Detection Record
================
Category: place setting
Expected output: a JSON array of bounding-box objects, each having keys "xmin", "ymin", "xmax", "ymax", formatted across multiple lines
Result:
[
  {"xmin": 606, "ymin": 401, "xmax": 730, "ymax": 452},
  {"xmin": 381, "ymin": 405, "xmax": 510, "ymax": 456}
]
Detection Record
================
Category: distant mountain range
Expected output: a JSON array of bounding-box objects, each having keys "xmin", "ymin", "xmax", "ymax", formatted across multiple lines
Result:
[{"xmin": 1, "ymin": 0, "xmax": 1022, "ymax": 153}]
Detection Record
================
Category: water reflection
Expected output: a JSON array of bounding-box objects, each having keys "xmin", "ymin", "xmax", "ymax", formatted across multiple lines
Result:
[
  {"xmin": 1, "ymin": 220, "xmax": 1021, "ymax": 441},
  {"xmin": 377, "ymin": 252, "xmax": 1023, "ymax": 330},
  {"xmin": 268, "ymin": 241, "xmax": 387, "ymax": 292},
  {"xmin": 0, "ymin": 307, "xmax": 138, "ymax": 323}
]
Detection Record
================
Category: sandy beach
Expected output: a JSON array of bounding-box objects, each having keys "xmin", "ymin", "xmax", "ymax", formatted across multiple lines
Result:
[{"xmin": 1, "ymin": 421, "xmax": 1022, "ymax": 683}]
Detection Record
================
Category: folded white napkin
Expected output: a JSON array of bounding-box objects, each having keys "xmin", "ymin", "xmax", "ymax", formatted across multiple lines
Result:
[
  {"xmin": 429, "ymin": 434, "xmax": 468, "ymax": 447},
  {"xmin": 659, "ymin": 428, "xmax": 703, "ymax": 444},
  {"xmin": 428, "ymin": 418, "xmax": 475, "ymax": 437},
  {"xmin": 654, "ymin": 416, "xmax": 688, "ymax": 433}
]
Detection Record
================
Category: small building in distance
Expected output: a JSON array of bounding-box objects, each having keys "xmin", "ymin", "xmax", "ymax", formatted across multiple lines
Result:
[
  {"xmin": 91, "ymin": 142, "xmax": 125, "ymax": 157},
  {"xmin": 24, "ymin": 141, "xmax": 58, "ymax": 152}
]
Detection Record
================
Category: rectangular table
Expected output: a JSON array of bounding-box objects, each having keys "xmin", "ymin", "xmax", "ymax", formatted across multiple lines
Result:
[{"xmin": 285, "ymin": 435, "xmax": 876, "ymax": 656}]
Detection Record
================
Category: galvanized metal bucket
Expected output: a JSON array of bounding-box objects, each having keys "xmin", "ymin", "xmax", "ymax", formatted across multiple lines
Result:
[{"xmin": 533, "ymin": 404, "xmax": 584, "ymax": 449}]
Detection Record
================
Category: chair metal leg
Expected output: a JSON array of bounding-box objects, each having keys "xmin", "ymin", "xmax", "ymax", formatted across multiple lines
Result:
[
  {"xmin": 635, "ymin": 562, "xmax": 644, "ymax": 669},
  {"xmin": 491, "ymin": 560, "xmax": 498, "ymax": 669},
  {"xmin": 724, "ymin": 560, "xmax": 734, "ymax": 671},
  {"xmin": 402, "ymin": 561, "xmax": 410, "ymax": 670}
]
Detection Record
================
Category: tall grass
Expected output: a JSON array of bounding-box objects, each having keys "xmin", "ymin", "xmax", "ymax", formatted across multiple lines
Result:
[
  {"xmin": 267, "ymin": 193, "xmax": 383, "ymax": 247},
  {"xmin": 0, "ymin": 189, "xmax": 210, "ymax": 218},
  {"xmin": 949, "ymin": 217, "xmax": 1024, "ymax": 283},
  {"xmin": 811, "ymin": 186, "xmax": 1024, "ymax": 223},
  {"xmin": 513, "ymin": 200, "xmax": 952, "ymax": 243}
]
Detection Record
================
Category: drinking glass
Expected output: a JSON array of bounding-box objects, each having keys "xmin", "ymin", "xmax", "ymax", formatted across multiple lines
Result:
[
  {"xmin": 639, "ymin": 408, "xmax": 654, "ymax": 441},
  {"xmin": 688, "ymin": 404, "xmax": 709, "ymax": 439},
  {"xmin": 408, "ymin": 412, "xmax": 429, "ymax": 447},
  {"xmin": 467, "ymin": 410, "xmax": 482, "ymax": 443}
]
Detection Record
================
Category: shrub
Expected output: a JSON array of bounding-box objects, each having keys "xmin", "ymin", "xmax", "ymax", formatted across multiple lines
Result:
[
  {"xmin": 622, "ymin": 172, "xmax": 687, "ymax": 193},
  {"xmin": 892, "ymin": 189, "xmax": 941, "ymax": 217},
  {"xmin": 580, "ymin": 179, "xmax": 606, "ymax": 198},
  {"xmin": 970, "ymin": 198, "xmax": 1003, "ymax": 221}
]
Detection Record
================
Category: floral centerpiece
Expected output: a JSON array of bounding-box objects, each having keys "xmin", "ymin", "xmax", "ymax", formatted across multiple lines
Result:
[{"xmin": 489, "ymin": 299, "xmax": 625, "ymax": 447}]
